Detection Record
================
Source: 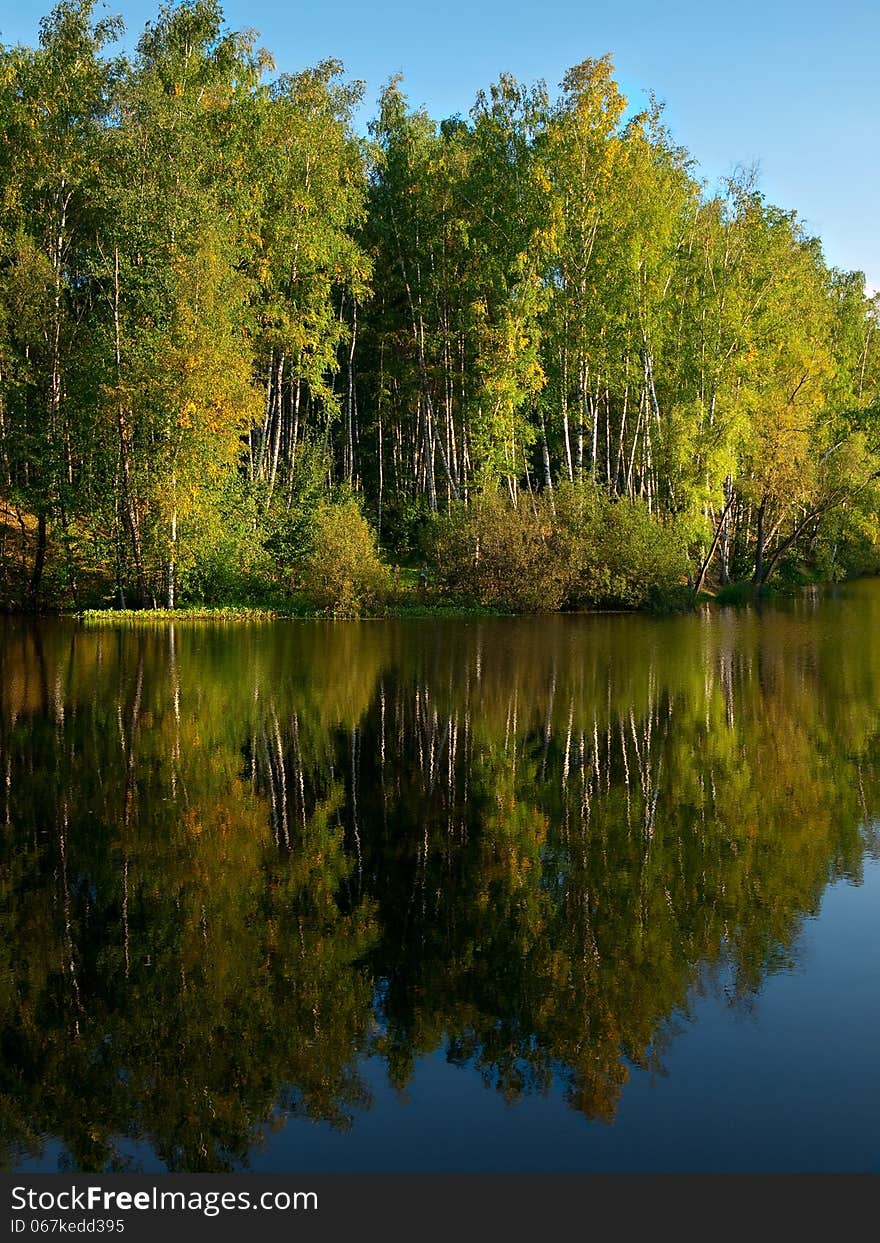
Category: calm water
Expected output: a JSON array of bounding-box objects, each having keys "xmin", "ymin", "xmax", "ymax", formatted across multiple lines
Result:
[{"xmin": 2, "ymin": 583, "xmax": 879, "ymax": 1173}]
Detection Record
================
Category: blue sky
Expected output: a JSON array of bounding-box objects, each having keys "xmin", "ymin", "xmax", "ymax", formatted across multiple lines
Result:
[{"xmin": 3, "ymin": 0, "xmax": 877, "ymax": 290}]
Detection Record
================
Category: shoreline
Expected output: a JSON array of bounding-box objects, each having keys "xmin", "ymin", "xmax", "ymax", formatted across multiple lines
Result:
[{"xmin": 0, "ymin": 575, "xmax": 857, "ymax": 624}]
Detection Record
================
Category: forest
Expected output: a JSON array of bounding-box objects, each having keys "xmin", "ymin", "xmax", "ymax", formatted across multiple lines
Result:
[{"xmin": 1, "ymin": 0, "xmax": 879, "ymax": 614}]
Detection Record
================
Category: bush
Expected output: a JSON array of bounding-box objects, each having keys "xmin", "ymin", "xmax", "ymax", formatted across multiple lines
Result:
[
  {"xmin": 300, "ymin": 499, "xmax": 391, "ymax": 616},
  {"xmin": 262, "ymin": 439, "xmax": 330, "ymax": 577},
  {"xmin": 176, "ymin": 481, "xmax": 278, "ymax": 606},
  {"xmin": 429, "ymin": 491, "xmax": 570, "ymax": 613},
  {"xmin": 428, "ymin": 483, "xmax": 689, "ymax": 614},
  {"xmin": 556, "ymin": 482, "xmax": 688, "ymax": 609}
]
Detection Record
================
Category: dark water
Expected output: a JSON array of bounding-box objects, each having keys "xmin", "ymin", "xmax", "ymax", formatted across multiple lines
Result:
[{"xmin": 2, "ymin": 583, "xmax": 879, "ymax": 1173}]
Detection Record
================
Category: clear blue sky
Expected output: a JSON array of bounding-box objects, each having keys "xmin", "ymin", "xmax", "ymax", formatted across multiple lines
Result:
[{"xmin": 3, "ymin": 0, "xmax": 877, "ymax": 290}]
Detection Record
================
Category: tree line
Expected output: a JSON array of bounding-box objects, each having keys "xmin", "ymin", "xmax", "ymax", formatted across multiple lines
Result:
[{"xmin": 1, "ymin": 0, "xmax": 879, "ymax": 612}]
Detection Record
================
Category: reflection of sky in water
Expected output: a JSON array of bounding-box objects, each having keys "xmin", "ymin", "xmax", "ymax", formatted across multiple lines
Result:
[{"xmin": 22, "ymin": 860, "xmax": 880, "ymax": 1173}]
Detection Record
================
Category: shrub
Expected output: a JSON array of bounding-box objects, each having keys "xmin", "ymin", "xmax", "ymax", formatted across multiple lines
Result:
[
  {"xmin": 428, "ymin": 484, "xmax": 688, "ymax": 614},
  {"xmin": 429, "ymin": 491, "xmax": 570, "ymax": 613},
  {"xmin": 553, "ymin": 482, "xmax": 612, "ymax": 603},
  {"xmin": 177, "ymin": 480, "xmax": 278, "ymax": 606},
  {"xmin": 300, "ymin": 500, "xmax": 391, "ymax": 616},
  {"xmin": 596, "ymin": 497, "xmax": 688, "ymax": 607},
  {"xmin": 262, "ymin": 439, "xmax": 330, "ymax": 578},
  {"xmin": 556, "ymin": 482, "xmax": 688, "ymax": 609}
]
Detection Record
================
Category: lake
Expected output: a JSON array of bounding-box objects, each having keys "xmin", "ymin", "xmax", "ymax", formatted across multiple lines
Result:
[{"xmin": 2, "ymin": 582, "xmax": 879, "ymax": 1172}]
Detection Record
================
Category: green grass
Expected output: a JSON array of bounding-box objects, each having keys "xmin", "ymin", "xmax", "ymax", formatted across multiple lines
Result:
[{"xmin": 78, "ymin": 605, "xmax": 284, "ymax": 623}]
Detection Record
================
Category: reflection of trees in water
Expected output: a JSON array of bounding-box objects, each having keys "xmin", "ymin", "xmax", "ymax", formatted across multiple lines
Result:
[
  {"xmin": 0, "ymin": 623, "xmax": 380, "ymax": 1172},
  {"xmin": 0, "ymin": 595, "xmax": 878, "ymax": 1169}
]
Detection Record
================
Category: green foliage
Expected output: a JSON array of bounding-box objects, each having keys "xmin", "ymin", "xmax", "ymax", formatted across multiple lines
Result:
[
  {"xmin": 375, "ymin": 496, "xmax": 434, "ymax": 564},
  {"xmin": 262, "ymin": 438, "xmax": 330, "ymax": 574},
  {"xmin": 0, "ymin": 5, "xmax": 879, "ymax": 613},
  {"xmin": 430, "ymin": 484, "xmax": 689, "ymax": 613},
  {"xmin": 430, "ymin": 491, "xmax": 569, "ymax": 613},
  {"xmin": 300, "ymin": 499, "xmax": 391, "ymax": 615},
  {"xmin": 556, "ymin": 483, "xmax": 689, "ymax": 608},
  {"xmin": 813, "ymin": 484, "xmax": 880, "ymax": 580}
]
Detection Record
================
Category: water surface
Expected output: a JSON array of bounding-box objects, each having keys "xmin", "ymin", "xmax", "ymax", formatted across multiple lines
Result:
[{"xmin": 2, "ymin": 583, "xmax": 879, "ymax": 1171}]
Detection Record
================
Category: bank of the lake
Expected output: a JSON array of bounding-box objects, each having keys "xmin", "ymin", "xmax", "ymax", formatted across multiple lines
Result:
[{"xmin": 63, "ymin": 567, "xmax": 870, "ymax": 623}]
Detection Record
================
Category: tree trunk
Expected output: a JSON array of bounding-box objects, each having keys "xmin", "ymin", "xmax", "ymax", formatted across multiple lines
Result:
[
  {"xmin": 28, "ymin": 512, "xmax": 47, "ymax": 607},
  {"xmin": 693, "ymin": 491, "xmax": 735, "ymax": 595},
  {"xmin": 166, "ymin": 478, "xmax": 177, "ymax": 609},
  {"xmin": 752, "ymin": 497, "xmax": 767, "ymax": 588}
]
